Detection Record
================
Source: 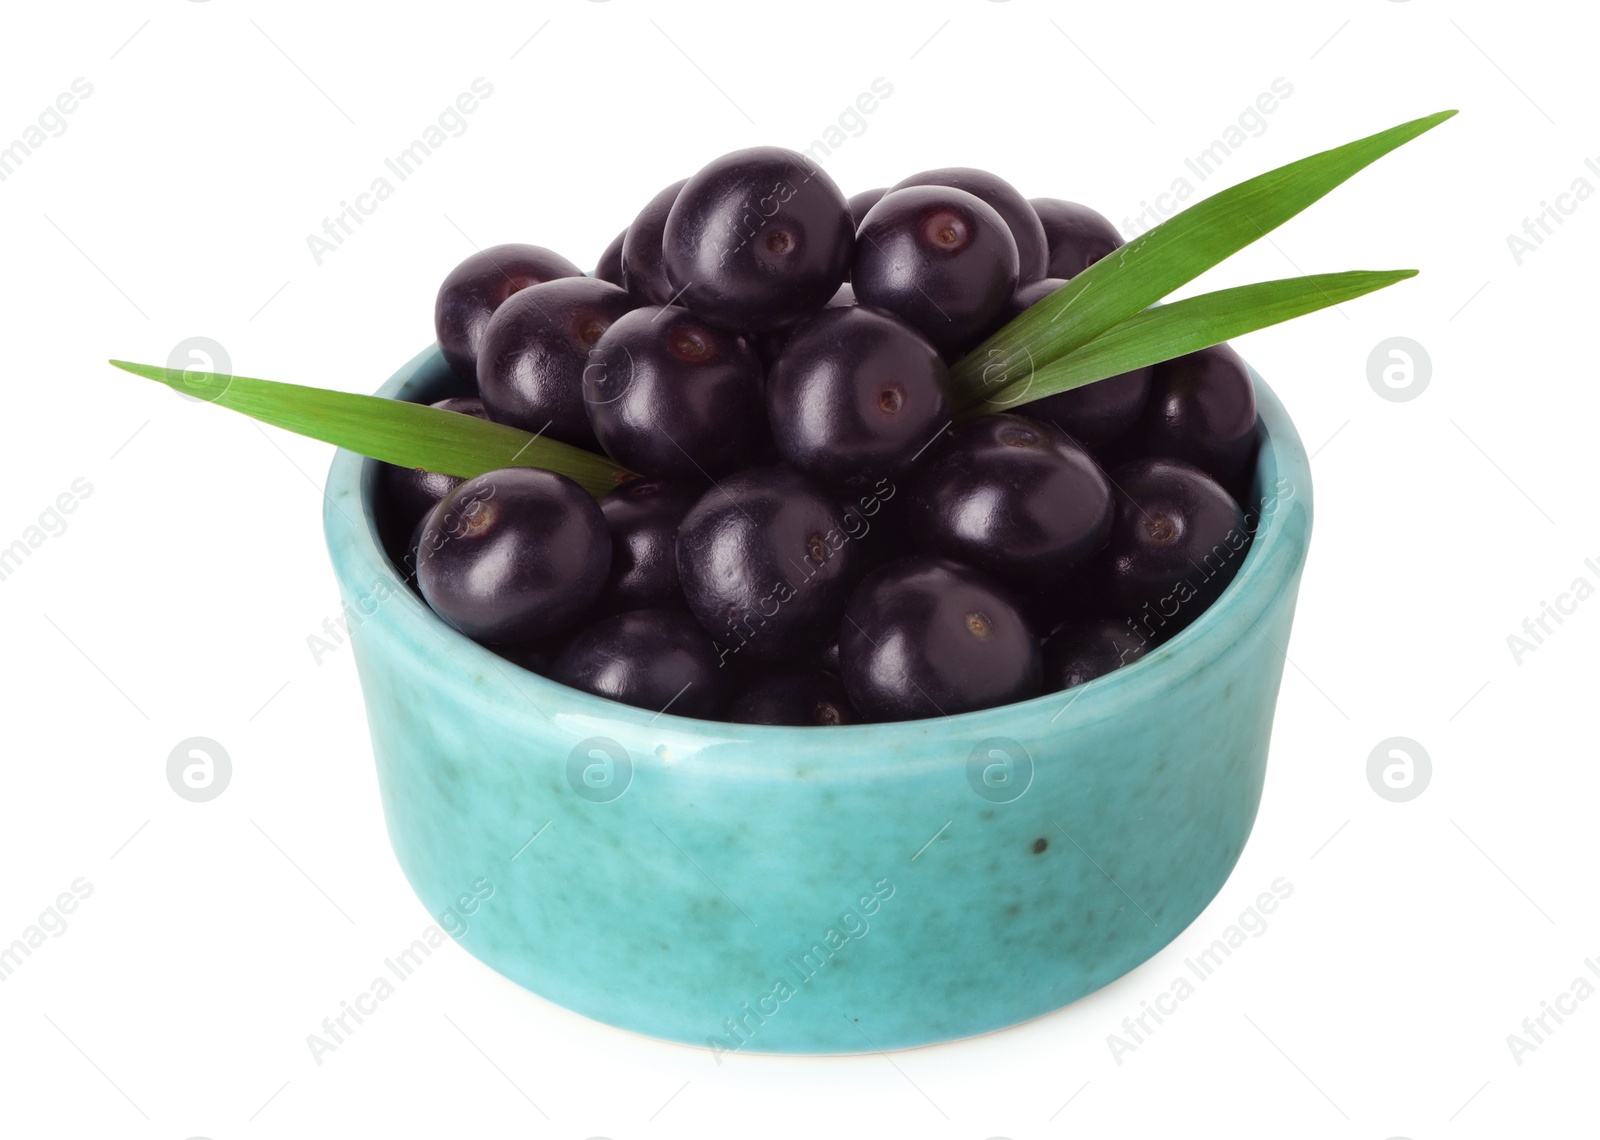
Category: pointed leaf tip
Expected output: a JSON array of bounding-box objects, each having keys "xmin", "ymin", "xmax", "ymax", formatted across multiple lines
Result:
[
  {"xmin": 104, "ymin": 357, "xmax": 632, "ymax": 497},
  {"xmin": 951, "ymin": 110, "xmax": 1458, "ymax": 392}
]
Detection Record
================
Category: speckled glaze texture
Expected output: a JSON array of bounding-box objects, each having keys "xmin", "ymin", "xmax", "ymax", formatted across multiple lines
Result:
[{"xmin": 324, "ymin": 344, "xmax": 1313, "ymax": 1055}]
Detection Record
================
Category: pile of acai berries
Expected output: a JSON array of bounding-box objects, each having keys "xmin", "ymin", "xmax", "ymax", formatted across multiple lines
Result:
[{"xmin": 381, "ymin": 146, "xmax": 1261, "ymax": 726}]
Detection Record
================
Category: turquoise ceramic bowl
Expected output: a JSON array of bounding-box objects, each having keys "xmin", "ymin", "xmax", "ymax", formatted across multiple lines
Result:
[{"xmin": 324, "ymin": 344, "xmax": 1313, "ymax": 1055}]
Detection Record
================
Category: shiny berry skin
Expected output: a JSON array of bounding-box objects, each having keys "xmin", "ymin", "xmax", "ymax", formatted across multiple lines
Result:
[
  {"xmin": 847, "ymin": 187, "xmax": 887, "ymax": 228},
  {"xmin": 552, "ymin": 608, "xmax": 730, "ymax": 718},
  {"xmin": 839, "ymin": 556, "xmax": 1041, "ymax": 721},
  {"xmin": 1002, "ymin": 279, "xmax": 1152, "ymax": 450},
  {"xmin": 621, "ymin": 178, "xmax": 687, "ymax": 305},
  {"xmin": 434, "ymin": 244, "xmax": 582, "ymax": 384},
  {"xmin": 1029, "ymin": 198, "xmax": 1124, "ymax": 280},
  {"xmin": 852, "ymin": 186, "xmax": 1018, "ymax": 355},
  {"xmin": 997, "ymin": 275, "xmax": 1066, "ymax": 324},
  {"xmin": 1101, "ymin": 457, "xmax": 1249, "ymax": 628},
  {"xmin": 893, "ymin": 168, "xmax": 1049, "ymax": 282},
  {"xmin": 595, "ymin": 477, "xmax": 703, "ymax": 613},
  {"xmin": 766, "ymin": 307, "xmax": 952, "ymax": 489},
  {"xmin": 594, "ymin": 229, "xmax": 626, "ymax": 287},
  {"xmin": 583, "ymin": 306, "xmax": 768, "ymax": 479},
  {"xmin": 1137, "ymin": 343, "xmax": 1260, "ymax": 491},
  {"xmin": 434, "ymin": 395, "xmax": 488, "ymax": 417},
  {"xmin": 378, "ymin": 396, "xmax": 488, "ymax": 541},
  {"xmin": 416, "ymin": 467, "xmax": 610, "ymax": 645},
  {"xmin": 908, "ymin": 414, "xmax": 1113, "ymax": 590},
  {"xmin": 1042, "ymin": 617, "xmax": 1148, "ymax": 692},
  {"xmin": 476, "ymin": 276, "xmax": 634, "ymax": 447},
  {"xmin": 1022, "ymin": 370, "xmax": 1153, "ymax": 455},
  {"xmin": 729, "ymin": 667, "xmax": 859, "ymax": 726},
  {"xmin": 663, "ymin": 147, "xmax": 854, "ymax": 333},
  {"xmin": 753, "ymin": 281, "xmax": 856, "ymax": 367},
  {"xmin": 677, "ymin": 466, "xmax": 858, "ymax": 664}
]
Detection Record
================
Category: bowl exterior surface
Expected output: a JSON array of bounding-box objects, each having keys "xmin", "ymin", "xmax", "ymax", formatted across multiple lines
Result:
[{"xmin": 324, "ymin": 344, "xmax": 1313, "ymax": 1054}]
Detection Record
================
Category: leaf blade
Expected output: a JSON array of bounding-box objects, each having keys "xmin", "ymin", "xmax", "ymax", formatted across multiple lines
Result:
[
  {"xmin": 950, "ymin": 109, "xmax": 1456, "ymax": 395},
  {"xmin": 108, "ymin": 361, "xmax": 633, "ymax": 497},
  {"xmin": 966, "ymin": 269, "xmax": 1417, "ymax": 412}
]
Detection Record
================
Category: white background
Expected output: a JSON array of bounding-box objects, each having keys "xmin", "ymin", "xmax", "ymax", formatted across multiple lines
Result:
[{"xmin": 1, "ymin": 1, "xmax": 1595, "ymax": 1136}]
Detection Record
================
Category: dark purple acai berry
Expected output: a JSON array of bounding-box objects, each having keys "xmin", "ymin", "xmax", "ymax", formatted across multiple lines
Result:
[
  {"xmin": 766, "ymin": 307, "xmax": 951, "ymax": 489},
  {"xmin": 1029, "ymin": 198, "xmax": 1124, "ymax": 280},
  {"xmin": 1001, "ymin": 279, "xmax": 1152, "ymax": 450},
  {"xmin": 1020, "ymin": 370, "xmax": 1153, "ymax": 454},
  {"xmin": 728, "ymin": 667, "xmax": 859, "ymax": 726},
  {"xmin": 1020, "ymin": 563, "xmax": 1106, "ymax": 637},
  {"xmin": 663, "ymin": 147, "xmax": 854, "ymax": 332},
  {"xmin": 753, "ymin": 281, "xmax": 857, "ymax": 367},
  {"xmin": 476, "ymin": 276, "xmax": 634, "ymax": 447},
  {"xmin": 852, "ymin": 186, "xmax": 1018, "ymax": 355},
  {"xmin": 893, "ymin": 168, "xmax": 1049, "ymax": 282},
  {"xmin": 1042, "ymin": 617, "xmax": 1148, "ymax": 692},
  {"xmin": 996, "ymin": 275, "xmax": 1066, "ymax": 324},
  {"xmin": 838, "ymin": 478, "xmax": 914, "ymax": 573},
  {"xmin": 677, "ymin": 466, "xmax": 858, "ymax": 664},
  {"xmin": 417, "ymin": 467, "xmax": 610, "ymax": 645},
  {"xmin": 595, "ymin": 477, "xmax": 703, "ymax": 614},
  {"xmin": 621, "ymin": 178, "xmax": 688, "ymax": 306},
  {"xmin": 847, "ymin": 187, "xmax": 887, "ymax": 229},
  {"xmin": 594, "ymin": 229, "xmax": 626, "ymax": 287},
  {"xmin": 839, "ymin": 556, "xmax": 1041, "ymax": 721},
  {"xmin": 908, "ymin": 414, "xmax": 1113, "ymax": 591},
  {"xmin": 552, "ymin": 608, "xmax": 730, "ymax": 718},
  {"xmin": 400, "ymin": 511, "xmax": 430, "ymax": 588},
  {"xmin": 808, "ymin": 640, "xmax": 842, "ymax": 673},
  {"xmin": 404, "ymin": 155, "xmax": 1273, "ymax": 728},
  {"xmin": 379, "ymin": 397, "xmax": 489, "ymax": 542},
  {"xmin": 494, "ymin": 635, "xmax": 567, "ymax": 676},
  {"xmin": 583, "ymin": 306, "xmax": 768, "ymax": 479},
  {"xmin": 1137, "ymin": 343, "xmax": 1260, "ymax": 492},
  {"xmin": 1102, "ymin": 457, "xmax": 1250, "ymax": 642},
  {"xmin": 424, "ymin": 393, "xmax": 486, "ymax": 420},
  {"xmin": 434, "ymin": 244, "xmax": 581, "ymax": 384}
]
